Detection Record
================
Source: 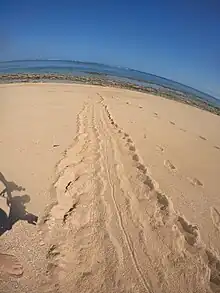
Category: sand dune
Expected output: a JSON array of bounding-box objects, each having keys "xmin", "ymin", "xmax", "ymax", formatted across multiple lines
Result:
[{"xmin": 1, "ymin": 84, "xmax": 220, "ymax": 292}]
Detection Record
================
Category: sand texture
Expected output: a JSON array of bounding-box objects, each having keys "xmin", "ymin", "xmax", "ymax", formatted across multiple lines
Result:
[{"xmin": 0, "ymin": 84, "xmax": 220, "ymax": 293}]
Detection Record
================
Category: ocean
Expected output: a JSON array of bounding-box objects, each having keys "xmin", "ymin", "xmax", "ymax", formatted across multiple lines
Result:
[{"xmin": 0, "ymin": 60, "xmax": 219, "ymax": 107}]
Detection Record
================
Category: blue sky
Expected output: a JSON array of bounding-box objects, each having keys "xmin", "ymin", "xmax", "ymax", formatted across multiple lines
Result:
[{"xmin": 0, "ymin": 0, "xmax": 219, "ymax": 98}]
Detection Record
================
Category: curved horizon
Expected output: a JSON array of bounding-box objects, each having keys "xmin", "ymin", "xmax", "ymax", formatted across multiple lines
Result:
[{"xmin": 0, "ymin": 58, "xmax": 218, "ymax": 101}]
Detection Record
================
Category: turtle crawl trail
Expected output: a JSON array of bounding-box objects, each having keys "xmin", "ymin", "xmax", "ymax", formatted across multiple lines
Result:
[{"xmin": 40, "ymin": 94, "xmax": 220, "ymax": 293}]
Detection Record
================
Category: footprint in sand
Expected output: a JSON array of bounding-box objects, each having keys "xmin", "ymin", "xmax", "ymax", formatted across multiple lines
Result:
[
  {"xmin": 211, "ymin": 207, "xmax": 220, "ymax": 231},
  {"xmin": 153, "ymin": 112, "xmax": 159, "ymax": 118},
  {"xmin": 156, "ymin": 145, "xmax": 164, "ymax": 153},
  {"xmin": 179, "ymin": 128, "xmax": 186, "ymax": 132},
  {"xmin": 188, "ymin": 177, "xmax": 203, "ymax": 187},
  {"xmin": 0, "ymin": 253, "xmax": 23, "ymax": 277},
  {"xmin": 132, "ymin": 154, "xmax": 139, "ymax": 162},
  {"xmin": 156, "ymin": 192, "xmax": 169, "ymax": 210},
  {"xmin": 169, "ymin": 121, "xmax": 175, "ymax": 125},
  {"xmin": 127, "ymin": 138, "xmax": 133, "ymax": 143},
  {"xmin": 136, "ymin": 163, "xmax": 147, "ymax": 174},
  {"xmin": 214, "ymin": 146, "xmax": 220, "ymax": 150},
  {"xmin": 164, "ymin": 160, "xmax": 176, "ymax": 171},
  {"xmin": 205, "ymin": 249, "xmax": 220, "ymax": 288},
  {"xmin": 129, "ymin": 145, "xmax": 136, "ymax": 152},
  {"xmin": 177, "ymin": 216, "xmax": 200, "ymax": 246},
  {"xmin": 199, "ymin": 135, "xmax": 207, "ymax": 141},
  {"xmin": 153, "ymin": 191, "xmax": 171, "ymax": 225}
]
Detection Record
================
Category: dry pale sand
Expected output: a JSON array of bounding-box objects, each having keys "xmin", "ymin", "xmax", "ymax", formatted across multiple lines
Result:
[{"xmin": 0, "ymin": 83, "xmax": 220, "ymax": 293}]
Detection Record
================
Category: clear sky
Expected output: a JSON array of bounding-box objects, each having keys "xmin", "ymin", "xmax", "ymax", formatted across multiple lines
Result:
[{"xmin": 0, "ymin": 0, "xmax": 219, "ymax": 98}]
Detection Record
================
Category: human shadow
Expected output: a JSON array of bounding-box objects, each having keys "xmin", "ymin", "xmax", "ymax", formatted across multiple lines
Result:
[
  {"xmin": 0, "ymin": 172, "xmax": 38, "ymax": 236},
  {"xmin": 0, "ymin": 172, "xmax": 25, "ymax": 203}
]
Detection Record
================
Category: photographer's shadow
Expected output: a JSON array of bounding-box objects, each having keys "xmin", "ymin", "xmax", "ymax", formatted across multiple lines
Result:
[{"xmin": 0, "ymin": 172, "xmax": 38, "ymax": 236}]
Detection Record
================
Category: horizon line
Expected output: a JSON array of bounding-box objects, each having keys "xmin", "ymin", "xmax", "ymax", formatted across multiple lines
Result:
[{"xmin": 0, "ymin": 58, "xmax": 218, "ymax": 100}]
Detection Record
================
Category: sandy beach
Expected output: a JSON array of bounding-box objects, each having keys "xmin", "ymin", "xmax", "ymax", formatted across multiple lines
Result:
[{"xmin": 1, "ymin": 83, "xmax": 220, "ymax": 293}]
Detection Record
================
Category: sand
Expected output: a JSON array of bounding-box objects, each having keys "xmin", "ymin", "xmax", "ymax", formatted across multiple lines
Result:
[{"xmin": 0, "ymin": 83, "xmax": 220, "ymax": 293}]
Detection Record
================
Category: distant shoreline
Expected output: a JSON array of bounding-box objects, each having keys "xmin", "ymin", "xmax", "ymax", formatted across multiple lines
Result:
[{"xmin": 1, "ymin": 73, "xmax": 220, "ymax": 116}]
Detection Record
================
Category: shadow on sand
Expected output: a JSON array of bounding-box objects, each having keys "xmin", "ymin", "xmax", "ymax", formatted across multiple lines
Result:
[{"xmin": 0, "ymin": 172, "xmax": 38, "ymax": 236}]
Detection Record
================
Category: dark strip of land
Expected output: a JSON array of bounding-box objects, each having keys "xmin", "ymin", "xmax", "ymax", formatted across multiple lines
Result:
[{"xmin": 1, "ymin": 73, "xmax": 219, "ymax": 116}]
